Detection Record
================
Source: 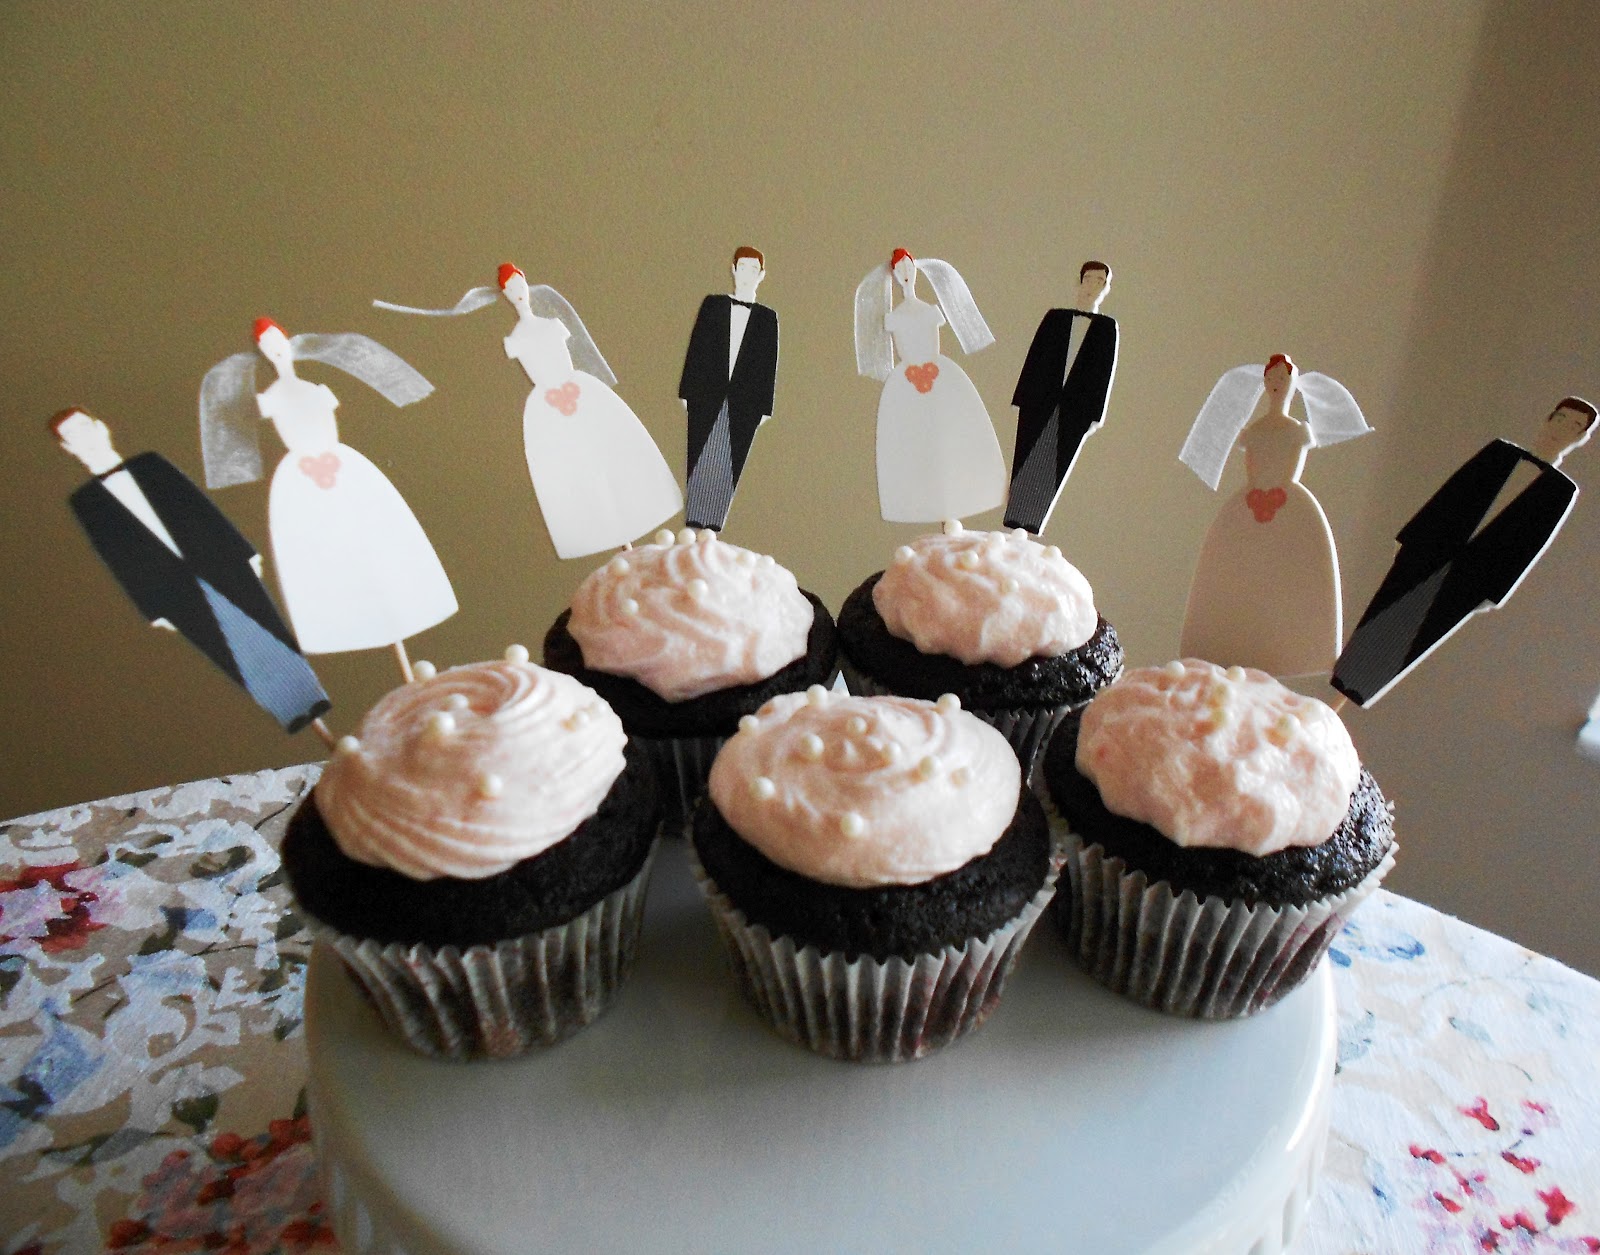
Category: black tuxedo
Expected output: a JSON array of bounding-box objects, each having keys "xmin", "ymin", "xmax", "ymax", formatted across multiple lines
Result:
[
  {"xmin": 679, "ymin": 295, "xmax": 779, "ymax": 529},
  {"xmin": 1332, "ymin": 439, "xmax": 1577, "ymax": 706},
  {"xmin": 1004, "ymin": 307, "xmax": 1119, "ymax": 532},
  {"xmin": 70, "ymin": 452, "xmax": 327, "ymax": 729}
]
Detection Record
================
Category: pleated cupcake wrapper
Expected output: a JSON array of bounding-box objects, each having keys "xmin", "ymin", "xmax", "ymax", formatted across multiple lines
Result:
[
  {"xmin": 839, "ymin": 658, "xmax": 1079, "ymax": 778},
  {"xmin": 313, "ymin": 843, "xmax": 658, "ymax": 1060},
  {"xmin": 635, "ymin": 732, "xmax": 728, "ymax": 830},
  {"xmin": 687, "ymin": 843, "xmax": 1062, "ymax": 1063},
  {"xmin": 1041, "ymin": 791, "xmax": 1396, "ymax": 1018}
]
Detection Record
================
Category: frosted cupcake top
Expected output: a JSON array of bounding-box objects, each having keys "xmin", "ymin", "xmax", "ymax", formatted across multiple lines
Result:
[
  {"xmin": 872, "ymin": 522, "xmax": 1099, "ymax": 667},
  {"xmin": 1075, "ymin": 659, "xmax": 1361, "ymax": 856},
  {"xmin": 708, "ymin": 687, "xmax": 1020, "ymax": 888},
  {"xmin": 316, "ymin": 654, "xmax": 627, "ymax": 880},
  {"xmin": 568, "ymin": 529, "xmax": 814, "ymax": 703}
]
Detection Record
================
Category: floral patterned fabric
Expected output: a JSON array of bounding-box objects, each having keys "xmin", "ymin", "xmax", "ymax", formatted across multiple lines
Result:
[{"xmin": 2, "ymin": 766, "xmax": 1598, "ymax": 1254}]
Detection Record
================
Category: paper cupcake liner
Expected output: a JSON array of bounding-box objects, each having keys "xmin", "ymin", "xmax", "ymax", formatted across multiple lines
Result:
[
  {"xmin": 1043, "ymin": 794, "xmax": 1395, "ymax": 1018},
  {"xmin": 687, "ymin": 842, "xmax": 1062, "ymax": 1063},
  {"xmin": 633, "ymin": 733, "xmax": 728, "ymax": 831},
  {"xmin": 839, "ymin": 658, "xmax": 1079, "ymax": 779},
  {"xmin": 312, "ymin": 843, "xmax": 658, "ymax": 1060}
]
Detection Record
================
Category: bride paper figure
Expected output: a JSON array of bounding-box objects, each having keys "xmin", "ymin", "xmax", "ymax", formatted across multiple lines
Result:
[
  {"xmin": 1178, "ymin": 354, "xmax": 1372, "ymax": 677},
  {"xmin": 854, "ymin": 249, "xmax": 1008, "ymax": 523},
  {"xmin": 200, "ymin": 319, "xmax": 458, "ymax": 672},
  {"xmin": 374, "ymin": 265, "xmax": 682, "ymax": 559}
]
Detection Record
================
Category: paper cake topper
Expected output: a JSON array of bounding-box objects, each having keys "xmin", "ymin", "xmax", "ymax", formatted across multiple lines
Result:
[
  {"xmin": 199, "ymin": 320, "xmax": 457, "ymax": 677},
  {"xmin": 854, "ymin": 249, "xmax": 1006, "ymax": 523},
  {"xmin": 1003, "ymin": 261, "xmax": 1118, "ymax": 535},
  {"xmin": 53, "ymin": 408, "xmax": 332, "ymax": 740},
  {"xmin": 1179, "ymin": 355, "xmax": 1372, "ymax": 678},
  {"xmin": 679, "ymin": 246, "xmax": 778, "ymax": 532},
  {"xmin": 1331, "ymin": 396, "xmax": 1597, "ymax": 708},
  {"xmin": 375, "ymin": 265, "xmax": 683, "ymax": 559}
]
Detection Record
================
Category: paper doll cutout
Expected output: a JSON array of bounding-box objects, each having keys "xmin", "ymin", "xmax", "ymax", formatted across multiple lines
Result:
[
  {"xmin": 374, "ymin": 265, "xmax": 682, "ymax": 559},
  {"xmin": 199, "ymin": 320, "xmax": 457, "ymax": 665},
  {"xmin": 1179, "ymin": 354, "xmax": 1373, "ymax": 677},
  {"xmin": 680, "ymin": 246, "xmax": 779, "ymax": 531},
  {"xmin": 1004, "ymin": 261, "xmax": 1119, "ymax": 534},
  {"xmin": 54, "ymin": 408, "xmax": 332, "ymax": 736},
  {"xmin": 854, "ymin": 249, "xmax": 1006, "ymax": 523},
  {"xmin": 1331, "ymin": 396, "xmax": 1596, "ymax": 708}
]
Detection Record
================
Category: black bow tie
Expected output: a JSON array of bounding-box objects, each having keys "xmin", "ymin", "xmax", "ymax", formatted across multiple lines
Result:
[{"xmin": 729, "ymin": 298, "xmax": 754, "ymax": 308}]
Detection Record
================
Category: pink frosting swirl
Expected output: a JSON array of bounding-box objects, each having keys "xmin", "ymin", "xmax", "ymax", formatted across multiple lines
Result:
[
  {"xmin": 872, "ymin": 525, "xmax": 1098, "ymax": 666},
  {"xmin": 316, "ymin": 660, "xmax": 626, "ymax": 880},
  {"xmin": 568, "ymin": 531, "xmax": 814, "ymax": 702},
  {"xmin": 708, "ymin": 688, "xmax": 1020, "ymax": 888},
  {"xmin": 1075, "ymin": 659, "xmax": 1361, "ymax": 855}
]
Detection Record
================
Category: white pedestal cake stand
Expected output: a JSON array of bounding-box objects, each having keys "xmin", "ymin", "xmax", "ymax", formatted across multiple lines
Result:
[{"xmin": 306, "ymin": 840, "xmax": 1335, "ymax": 1255}]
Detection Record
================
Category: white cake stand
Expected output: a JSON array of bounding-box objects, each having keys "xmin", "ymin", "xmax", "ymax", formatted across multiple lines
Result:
[{"xmin": 306, "ymin": 840, "xmax": 1335, "ymax": 1255}]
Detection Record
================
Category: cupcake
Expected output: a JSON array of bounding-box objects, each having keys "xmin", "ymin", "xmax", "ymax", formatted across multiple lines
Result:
[
  {"xmin": 837, "ymin": 521, "xmax": 1122, "ymax": 773},
  {"xmin": 1040, "ymin": 659, "xmax": 1396, "ymax": 1019},
  {"xmin": 690, "ymin": 686, "xmax": 1059, "ymax": 1062},
  {"xmin": 282, "ymin": 652, "xmax": 658, "ymax": 1059},
  {"xmin": 543, "ymin": 528, "xmax": 838, "ymax": 825}
]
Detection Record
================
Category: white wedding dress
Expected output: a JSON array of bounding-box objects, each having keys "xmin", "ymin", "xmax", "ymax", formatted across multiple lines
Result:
[
  {"xmin": 874, "ymin": 297, "xmax": 1007, "ymax": 522},
  {"xmin": 505, "ymin": 314, "xmax": 682, "ymax": 559},
  {"xmin": 260, "ymin": 377, "xmax": 457, "ymax": 653}
]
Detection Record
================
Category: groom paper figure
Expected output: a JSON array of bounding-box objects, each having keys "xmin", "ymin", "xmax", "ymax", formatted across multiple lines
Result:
[
  {"xmin": 680, "ymin": 246, "xmax": 779, "ymax": 531},
  {"xmin": 54, "ymin": 408, "xmax": 330, "ymax": 734},
  {"xmin": 1331, "ymin": 396, "xmax": 1597, "ymax": 708},
  {"xmin": 1004, "ymin": 261, "xmax": 1118, "ymax": 534}
]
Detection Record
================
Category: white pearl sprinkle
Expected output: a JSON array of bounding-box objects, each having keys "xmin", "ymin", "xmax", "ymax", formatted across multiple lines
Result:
[
  {"xmin": 1226, "ymin": 665, "xmax": 1247, "ymax": 682},
  {"xmin": 335, "ymin": 735, "xmax": 361, "ymax": 756},
  {"xmin": 698, "ymin": 528, "xmax": 717, "ymax": 543},
  {"xmin": 758, "ymin": 554, "xmax": 774, "ymax": 567},
  {"xmin": 894, "ymin": 545, "xmax": 915, "ymax": 562},
  {"xmin": 937, "ymin": 693, "xmax": 961, "ymax": 713},
  {"xmin": 1268, "ymin": 715, "xmax": 1296, "ymax": 747},
  {"xmin": 687, "ymin": 578, "xmax": 709, "ymax": 600},
  {"xmin": 412, "ymin": 660, "xmax": 437, "ymax": 681},
  {"xmin": 677, "ymin": 527, "xmax": 697, "ymax": 545},
  {"xmin": 478, "ymin": 772, "xmax": 504, "ymax": 799},
  {"xmin": 447, "ymin": 693, "xmax": 470, "ymax": 711},
  {"xmin": 739, "ymin": 549, "xmax": 757, "ymax": 565},
  {"xmin": 1044, "ymin": 545, "xmax": 1062, "ymax": 561},
  {"xmin": 1164, "ymin": 659, "xmax": 1186, "ymax": 678},
  {"xmin": 846, "ymin": 715, "xmax": 868, "ymax": 735},
  {"xmin": 958, "ymin": 550, "xmax": 981, "ymax": 570},
  {"xmin": 916, "ymin": 755, "xmax": 938, "ymax": 780},
  {"xmin": 942, "ymin": 518, "xmax": 964, "ymax": 535},
  {"xmin": 840, "ymin": 812, "xmax": 867, "ymax": 838},
  {"xmin": 739, "ymin": 714, "xmax": 760, "ymax": 734},
  {"xmin": 950, "ymin": 766, "xmax": 970, "ymax": 787},
  {"xmin": 800, "ymin": 733, "xmax": 825, "ymax": 760},
  {"xmin": 880, "ymin": 739, "xmax": 901, "ymax": 761},
  {"xmin": 622, "ymin": 598, "xmax": 640, "ymax": 615},
  {"xmin": 504, "ymin": 643, "xmax": 530, "ymax": 664},
  {"xmin": 426, "ymin": 711, "xmax": 456, "ymax": 737},
  {"xmin": 752, "ymin": 776, "xmax": 777, "ymax": 801},
  {"xmin": 1011, "ymin": 527, "xmax": 1030, "ymax": 540},
  {"xmin": 806, "ymin": 684, "xmax": 828, "ymax": 705},
  {"xmin": 654, "ymin": 529, "xmax": 675, "ymax": 546},
  {"xmin": 610, "ymin": 556, "xmax": 631, "ymax": 574},
  {"xmin": 1002, "ymin": 576, "xmax": 1020, "ymax": 595},
  {"xmin": 565, "ymin": 709, "xmax": 590, "ymax": 730}
]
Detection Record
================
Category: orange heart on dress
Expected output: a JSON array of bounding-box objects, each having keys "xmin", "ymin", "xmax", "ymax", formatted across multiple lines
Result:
[
  {"xmin": 298, "ymin": 452, "xmax": 341, "ymax": 490},
  {"xmin": 904, "ymin": 362, "xmax": 940, "ymax": 394},
  {"xmin": 1246, "ymin": 487, "xmax": 1287, "ymax": 523},
  {"xmin": 545, "ymin": 381, "xmax": 581, "ymax": 415}
]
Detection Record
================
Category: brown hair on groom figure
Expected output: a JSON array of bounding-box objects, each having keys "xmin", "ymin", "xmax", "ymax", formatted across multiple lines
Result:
[{"xmin": 1331, "ymin": 396, "xmax": 1597, "ymax": 708}]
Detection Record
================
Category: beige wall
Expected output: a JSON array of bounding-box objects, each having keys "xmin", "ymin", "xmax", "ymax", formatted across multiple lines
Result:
[{"xmin": 4, "ymin": 3, "xmax": 1597, "ymax": 972}]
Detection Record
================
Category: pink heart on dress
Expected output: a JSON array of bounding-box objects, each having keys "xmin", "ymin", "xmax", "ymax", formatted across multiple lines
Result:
[
  {"xmin": 904, "ymin": 362, "xmax": 940, "ymax": 394},
  {"xmin": 1246, "ymin": 487, "xmax": 1287, "ymax": 523},
  {"xmin": 298, "ymin": 452, "xmax": 341, "ymax": 490},
  {"xmin": 545, "ymin": 381, "xmax": 581, "ymax": 415}
]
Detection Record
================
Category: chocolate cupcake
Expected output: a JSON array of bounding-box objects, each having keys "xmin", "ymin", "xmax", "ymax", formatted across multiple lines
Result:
[
  {"xmin": 282, "ymin": 655, "xmax": 658, "ymax": 1059},
  {"xmin": 837, "ymin": 522, "xmax": 1121, "ymax": 774},
  {"xmin": 690, "ymin": 687, "xmax": 1059, "ymax": 1062},
  {"xmin": 1040, "ymin": 659, "xmax": 1396, "ymax": 1018},
  {"xmin": 544, "ymin": 528, "xmax": 837, "ymax": 825}
]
